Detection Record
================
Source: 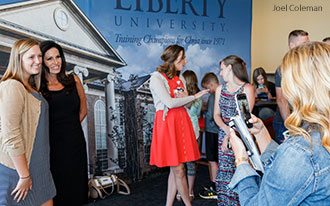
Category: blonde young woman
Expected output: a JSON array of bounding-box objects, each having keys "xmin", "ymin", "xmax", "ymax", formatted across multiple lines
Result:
[
  {"xmin": 0, "ymin": 39, "xmax": 56, "ymax": 205},
  {"xmin": 229, "ymin": 42, "xmax": 330, "ymax": 205}
]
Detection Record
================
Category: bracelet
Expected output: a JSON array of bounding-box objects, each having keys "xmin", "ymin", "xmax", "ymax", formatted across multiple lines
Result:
[
  {"xmin": 20, "ymin": 175, "xmax": 30, "ymax": 179},
  {"xmin": 234, "ymin": 157, "xmax": 249, "ymax": 167}
]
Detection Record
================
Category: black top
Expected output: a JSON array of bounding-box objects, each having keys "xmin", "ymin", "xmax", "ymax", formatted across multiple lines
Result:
[
  {"xmin": 268, "ymin": 81, "xmax": 276, "ymax": 98},
  {"xmin": 45, "ymin": 86, "xmax": 88, "ymax": 206}
]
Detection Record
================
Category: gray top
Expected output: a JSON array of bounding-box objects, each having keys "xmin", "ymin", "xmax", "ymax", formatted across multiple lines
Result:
[
  {"xmin": 204, "ymin": 93, "xmax": 220, "ymax": 133},
  {"xmin": 0, "ymin": 92, "xmax": 56, "ymax": 206}
]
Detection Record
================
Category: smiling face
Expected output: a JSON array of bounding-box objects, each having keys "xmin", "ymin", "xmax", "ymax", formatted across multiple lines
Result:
[
  {"xmin": 173, "ymin": 50, "xmax": 187, "ymax": 71},
  {"xmin": 21, "ymin": 45, "xmax": 42, "ymax": 81},
  {"xmin": 43, "ymin": 47, "xmax": 62, "ymax": 75}
]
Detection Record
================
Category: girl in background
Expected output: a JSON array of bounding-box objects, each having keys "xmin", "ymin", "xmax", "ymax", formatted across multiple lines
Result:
[
  {"xmin": 213, "ymin": 55, "xmax": 254, "ymax": 206},
  {"xmin": 181, "ymin": 70, "xmax": 203, "ymax": 201},
  {"xmin": 253, "ymin": 67, "xmax": 276, "ymax": 120},
  {"xmin": 253, "ymin": 67, "xmax": 275, "ymax": 100}
]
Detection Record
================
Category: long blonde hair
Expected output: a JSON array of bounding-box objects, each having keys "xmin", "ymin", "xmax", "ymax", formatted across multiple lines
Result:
[
  {"xmin": 281, "ymin": 41, "xmax": 330, "ymax": 152},
  {"xmin": 1, "ymin": 39, "xmax": 41, "ymax": 90}
]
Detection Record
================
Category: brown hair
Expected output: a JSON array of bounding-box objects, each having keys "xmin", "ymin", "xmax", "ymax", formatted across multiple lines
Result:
[
  {"xmin": 1, "ymin": 39, "xmax": 41, "ymax": 90},
  {"xmin": 252, "ymin": 67, "xmax": 269, "ymax": 89},
  {"xmin": 156, "ymin": 44, "xmax": 185, "ymax": 79},
  {"xmin": 40, "ymin": 40, "xmax": 75, "ymax": 99},
  {"xmin": 322, "ymin": 37, "xmax": 330, "ymax": 42},
  {"xmin": 182, "ymin": 70, "xmax": 200, "ymax": 95},
  {"xmin": 288, "ymin": 29, "xmax": 309, "ymax": 44},
  {"xmin": 201, "ymin": 72, "xmax": 219, "ymax": 86},
  {"xmin": 221, "ymin": 55, "xmax": 249, "ymax": 83}
]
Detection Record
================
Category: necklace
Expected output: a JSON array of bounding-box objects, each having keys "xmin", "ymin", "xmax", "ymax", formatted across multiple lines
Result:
[{"xmin": 227, "ymin": 82, "xmax": 244, "ymax": 93}]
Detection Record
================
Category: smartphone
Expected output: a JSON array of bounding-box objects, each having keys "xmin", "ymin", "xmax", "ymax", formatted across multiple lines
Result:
[
  {"xmin": 235, "ymin": 93, "xmax": 253, "ymax": 128},
  {"xmin": 174, "ymin": 87, "xmax": 184, "ymax": 94},
  {"xmin": 229, "ymin": 116, "xmax": 264, "ymax": 173}
]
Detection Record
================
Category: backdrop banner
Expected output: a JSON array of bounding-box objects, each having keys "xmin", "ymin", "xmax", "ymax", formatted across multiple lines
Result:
[{"xmin": 75, "ymin": 0, "xmax": 252, "ymax": 80}]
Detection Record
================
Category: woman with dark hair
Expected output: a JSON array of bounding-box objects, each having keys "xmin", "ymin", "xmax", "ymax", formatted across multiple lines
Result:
[
  {"xmin": 252, "ymin": 67, "xmax": 276, "ymax": 120},
  {"xmin": 40, "ymin": 40, "xmax": 88, "ymax": 206},
  {"xmin": 0, "ymin": 39, "xmax": 55, "ymax": 205},
  {"xmin": 252, "ymin": 67, "xmax": 275, "ymax": 100},
  {"xmin": 149, "ymin": 45, "xmax": 208, "ymax": 206},
  {"xmin": 213, "ymin": 55, "xmax": 255, "ymax": 205}
]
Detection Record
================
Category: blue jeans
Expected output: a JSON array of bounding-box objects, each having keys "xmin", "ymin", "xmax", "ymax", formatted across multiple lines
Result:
[{"xmin": 272, "ymin": 120, "xmax": 286, "ymax": 144}]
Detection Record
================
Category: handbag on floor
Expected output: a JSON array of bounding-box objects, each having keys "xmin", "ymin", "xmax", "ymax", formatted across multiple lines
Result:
[{"xmin": 88, "ymin": 174, "xmax": 131, "ymax": 199}]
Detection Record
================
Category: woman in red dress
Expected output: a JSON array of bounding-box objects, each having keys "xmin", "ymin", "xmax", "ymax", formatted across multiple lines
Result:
[{"xmin": 149, "ymin": 45, "xmax": 208, "ymax": 206}]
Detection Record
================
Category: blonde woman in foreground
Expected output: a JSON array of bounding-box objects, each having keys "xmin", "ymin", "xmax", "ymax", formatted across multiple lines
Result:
[{"xmin": 228, "ymin": 41, "xmax": 330, "ymax": 205}]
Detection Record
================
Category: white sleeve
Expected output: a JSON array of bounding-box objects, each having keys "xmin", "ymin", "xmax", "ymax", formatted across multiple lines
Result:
[{"xmin": 150, "ymin": 73, "xmax": 194, "ymax": 109}]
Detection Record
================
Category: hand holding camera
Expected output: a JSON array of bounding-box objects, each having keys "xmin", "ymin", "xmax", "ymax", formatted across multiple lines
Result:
[
  {"xmin": 229, "ymin": 93, "xmax": 264, "ymax": 172},
  {"xmin": 256, "ymin": 85, "xmax": 269, "ymax": 95}
]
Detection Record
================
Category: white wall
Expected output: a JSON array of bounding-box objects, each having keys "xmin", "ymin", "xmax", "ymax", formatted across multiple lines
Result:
[{"xmin": 252, "ymin": 0, "xmax": 330, "ymax": 74}]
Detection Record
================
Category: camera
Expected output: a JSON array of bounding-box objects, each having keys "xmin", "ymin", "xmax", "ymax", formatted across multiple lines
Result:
[
  {"xmin": 235, "ymin": 93, "xmax": 253, "ymax": 128},
  {"xmin": 174, "ymin": 87, "xmax": 184, "ymax": 94},
  {"xmin": 229, "ymin": 93, "xmax": 264, "ymax": 173}
]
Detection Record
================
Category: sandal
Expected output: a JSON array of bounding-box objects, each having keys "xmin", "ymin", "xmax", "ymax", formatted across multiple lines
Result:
[
  {"xmin": 176, "ymin": 193, "xmax": 182, "ymax": 201},
  {"xmin": 189, "ymin": 193, "xmax": 195, "ymax": 201}
]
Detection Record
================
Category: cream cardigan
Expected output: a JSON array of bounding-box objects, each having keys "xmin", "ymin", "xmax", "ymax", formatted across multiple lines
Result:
[
  {"xmin": 149, "ymin": 71, "xmax": 195, "ymax": 120},
  {"xmin": 0, "ymin": 79, "xmax": 41, "ymax": 170}
]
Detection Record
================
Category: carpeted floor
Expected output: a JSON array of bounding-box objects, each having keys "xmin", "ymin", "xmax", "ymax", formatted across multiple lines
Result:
[{"xmin": 84, "ymin": 163, "xmax": 217, "ymax": 206}]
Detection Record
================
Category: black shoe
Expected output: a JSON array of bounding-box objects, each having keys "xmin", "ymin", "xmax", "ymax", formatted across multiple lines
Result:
[
  {"xmin": 202, "ymin": 181, "xmax": 216, "ymax": 191},
  {"xmin": 199, "ymin": 186, "xmax": 217, "ymax": 199}
]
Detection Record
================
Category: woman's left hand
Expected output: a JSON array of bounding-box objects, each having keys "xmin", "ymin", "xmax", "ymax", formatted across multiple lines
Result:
[
  {"xmin": 229, "ymin": 128, "xmax": 249, "ymax": 162},
  {"xmin": 11, "ymin": 177, "xmax": 32, "ymax": 202}
]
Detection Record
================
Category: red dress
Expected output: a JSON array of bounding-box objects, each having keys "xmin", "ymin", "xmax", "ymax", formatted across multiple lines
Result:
[{"xmin": 149, "ymin": 74, "xmax": 201, "ymax": 167}]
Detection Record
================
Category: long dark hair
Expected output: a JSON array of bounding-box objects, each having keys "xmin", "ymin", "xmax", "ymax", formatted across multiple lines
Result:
[
  {"xmin": 182, "ymin": 70, "xmax": 200, "ymax": 95},
  {"xmin": 221, "ymin": 55, "xmax": 249, "ymax": 83},
  {"xmin": 156, "ymin": 44, "xmax": 185, "ymax": 79},
  {"xmin": 253, "ymin": 67, "xmax": 269, "ymax": 89},
  {"xmin": 40, "ymin": 40, "xmax": 75, "ymax": 98}
]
